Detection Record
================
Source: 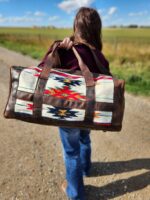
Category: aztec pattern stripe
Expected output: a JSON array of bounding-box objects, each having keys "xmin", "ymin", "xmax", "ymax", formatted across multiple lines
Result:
[
  {"xmin": 15, "ymin": 91, "xmax": 114, "ymax": 112},
  {"xmin": 15, "ymin": 99, "xmax": 33, "ymax": 115},
  {"xmin": 94, "ymin": 111, "xmax": 112, "ymax": 124},
  {"xmin": 17, "ymin": 68, "xmax": 114, "ymax": 103},
  {"xmin": 42, "ymin": 104, "xmax": 85, "ymax": 121},
  {"xmin": 44, "ymin": 71, "xmax": 86, "ymax": 101},
  {"xmin": 50, "ymin": 69, "xmax": 83, "ymax": 79},
  {"xmin": 14, "ymin": 100, "xmax": 112, "ymax": 124}
]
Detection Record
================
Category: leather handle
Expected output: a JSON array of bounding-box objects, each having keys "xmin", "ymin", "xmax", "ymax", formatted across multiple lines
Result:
[
  {"xmin": 39, "ymin": 42, "xmax": 61, "ymax": 80},
  {"xmin": 72, "ymin": 47, "xmax": 95, "ymax": 86},
  {"xmin": 38, "ymin": 40, "xmax": 62, "ymax": 68},
  {"xmin": 39, "ymin": 41, "xmax": 95, "ymax": 87}
]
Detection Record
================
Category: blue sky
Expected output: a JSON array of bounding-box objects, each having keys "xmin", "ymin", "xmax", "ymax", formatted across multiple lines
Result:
[{"xmin": 0, "ymin": 0, "xmax": 150, "ymax": 27}]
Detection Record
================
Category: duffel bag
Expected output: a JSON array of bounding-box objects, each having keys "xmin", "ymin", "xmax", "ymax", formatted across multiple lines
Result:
[{"xmin": 3, "ymin": 41, "xmax": 125, "ymax": 131}]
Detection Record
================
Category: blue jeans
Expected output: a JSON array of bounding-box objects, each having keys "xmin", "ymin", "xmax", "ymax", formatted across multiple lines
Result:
[{"xmin": 59, "ymin": 127, "xmax": 91, "ymax": 200}]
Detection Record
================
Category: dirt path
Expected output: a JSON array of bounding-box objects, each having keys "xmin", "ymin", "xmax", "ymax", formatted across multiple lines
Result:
[{"xmin": 0, "ymin": 46, "xmax": 150, "ymax": 200}]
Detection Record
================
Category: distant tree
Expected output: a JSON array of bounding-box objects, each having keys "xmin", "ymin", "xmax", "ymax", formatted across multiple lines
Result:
[
  {"xmin": 128, "ymin": 25, "xmax": 138, "ymax": 28},
  {"xmin": 139, "ymin": 25, "xmax": 150, "ymax": 28}
]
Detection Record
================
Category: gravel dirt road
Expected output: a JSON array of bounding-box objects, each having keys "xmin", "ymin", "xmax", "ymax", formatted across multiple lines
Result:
[{"xmin": 0, "ymin": 46, "xmax": 150, "ymax": 200}]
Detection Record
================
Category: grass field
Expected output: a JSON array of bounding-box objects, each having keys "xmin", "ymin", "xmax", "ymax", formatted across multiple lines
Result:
[{"xmin": 0, "ymin": 27, "xmax": 150, "ymax": 96}]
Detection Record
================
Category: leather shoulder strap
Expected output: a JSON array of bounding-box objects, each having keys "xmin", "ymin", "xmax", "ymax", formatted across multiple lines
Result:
[
  {"xmin": 38, "ymin": 40, "xmax": 62, "ymax": 68},
  {"xmin": 89, "ymin": 49, "xmax": 111, "ymax": 76},
  {"xmin": 74, "ymin": 42, "xmax": 111, "ymax": 76}
]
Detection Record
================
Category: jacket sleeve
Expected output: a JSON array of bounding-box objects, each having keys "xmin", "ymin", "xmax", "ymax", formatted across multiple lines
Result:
[{"xmin": 99, "ymin": 52, "xmax": 112, "ymax": 76}]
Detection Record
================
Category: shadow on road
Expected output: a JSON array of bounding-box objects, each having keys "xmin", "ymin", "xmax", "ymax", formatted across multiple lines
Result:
[{"xmin": 85, "ymin": 159, "xmax": 150, "ymax": 199}]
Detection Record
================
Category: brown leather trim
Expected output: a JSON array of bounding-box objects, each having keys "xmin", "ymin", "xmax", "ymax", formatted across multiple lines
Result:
[
  {"xmin": 95, "ymin": 102, "xmax": 114, "ymax": 111},
  {"xmin": 111, "ymin": 79, "xmax": 125, "ymax": 126},
  {"xmin": 33, "ymin": 78, "xmax": 47, "ymax": 117},
  {"xmin": 84, "ymin": 86, "xmax": 95, "ymax": 122},
  {"xmin": 4, "ymin": 66, "xmax": 20, "ymax": 118},
  {"xmin": 16, "ymin": 91, "xmax": 33, "ymax": 101}
]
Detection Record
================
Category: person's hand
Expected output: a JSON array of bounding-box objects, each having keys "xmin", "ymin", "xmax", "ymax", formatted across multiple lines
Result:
[{"xmin": 59, "ymin": 37, "xmax": 73, "ymax": 50}]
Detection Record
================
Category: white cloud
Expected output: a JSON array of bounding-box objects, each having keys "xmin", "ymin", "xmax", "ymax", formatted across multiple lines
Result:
[
  {"xmin": 102, "ymin": 15, "xmax": 109, "ymax": 21},
  {"xmin": 34, "ymin": 11, "xmax": 46, "ymax": 17},
  {"xmin": 25, "ymin": 11, "xmax": 47, "ymax": 17},
  {"xmin": 108, "ymin": 7, "xmax": 117, "ymax": 15},
  {"xmin": 58, "ymin": 0, "xmax": 94, "ymax": 13},
  {"xmin": 0, "ymin": 14, "xmax": 6, "ymax": 23},
  {"xmin": 25, "ymin": 11, "xmax": 32, "ymax": 16},
  {"xmin": 128, "ymin": 10, "xmax": 148, "ymax": 17},
  {"xmin": 0, "ymin": 16, "xmax": 6, "ymax": 23},
  {"xmin": 98, "ymin": 8, "xmax": 105, "ymax": 15},
  {"xmin": 48, "ymin": 16, "xmax": 60, "ymax": 21},
  {"xmin": 99, "ymin": 6, "xmax": 117, "ymax": 22},
  {"xmin": 0, "ymin": 11, "xmax": 59, "ymax": 26},
  {"xmin": 0, "ymin": 15, "xmax": 42, "ymax": 23}
]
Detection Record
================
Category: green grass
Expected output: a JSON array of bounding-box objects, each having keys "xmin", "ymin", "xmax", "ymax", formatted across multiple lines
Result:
[
  {"xmin": 0, "ymin": 39, "xmax": 45, "ymax": 59},
  {"xmin": 111, "ymin": 64, "xmax": 150, "ymax": 96},
  {"xmin": 103, "ymin": 28, "xmax": 150, "ymax": 43},
  {"xmin": 0, "ymin": 27, "xmax": 150, "ymax": 96}
]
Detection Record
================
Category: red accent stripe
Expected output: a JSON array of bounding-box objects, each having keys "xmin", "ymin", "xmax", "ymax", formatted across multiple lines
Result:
[
  {"xmin": 27, "ymin": 67, "xmax": 42, "ymax": 72},
  {"xmin": 34, "ymin": 74, "xmax": 40, "ymax": 77},
  {"xmin": 94, "ymin": 76, "xmax": 113, "ymax": 81},
  {"xmin": 50, "ymin": 70, "xmax": 113, "ymax": 81},
  {"xmin": 26, "ymin": 68, "xmax": 112, "ymax": 81},
  {"xmin": 50, "ymin": 70, "xmax": 82, "ymax": 79}
]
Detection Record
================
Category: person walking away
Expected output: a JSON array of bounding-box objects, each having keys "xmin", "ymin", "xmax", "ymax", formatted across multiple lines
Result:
[{"xmin": 55, "ymin": 7, "xmax": 111, "ymax": 200}]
